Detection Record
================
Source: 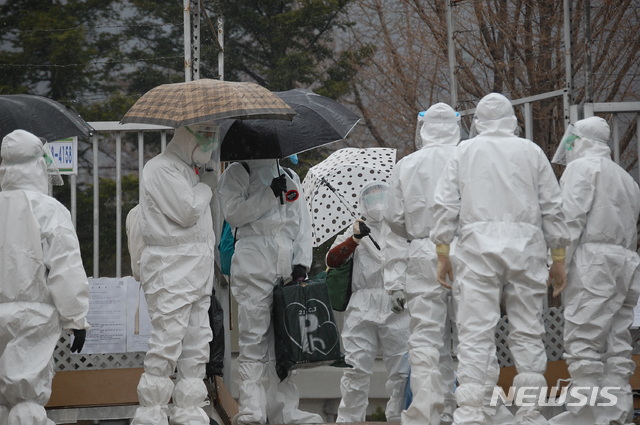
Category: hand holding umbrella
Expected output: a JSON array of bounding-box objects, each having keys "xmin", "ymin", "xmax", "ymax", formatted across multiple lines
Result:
[
  {"xmin": 302, "ymin": 147, "xmax": 396, "ymax": 248},
  {"xmin": 320, "ymin": 177, "xmax": 381, "ymax": 250}
]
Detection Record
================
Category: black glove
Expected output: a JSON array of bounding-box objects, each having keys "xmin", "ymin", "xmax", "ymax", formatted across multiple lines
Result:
[
  {"xmin": 270, "ymin": 174, "xmax": 287, "ymax": 198},
  {"xmin": 291, "ymin": 264, "xmax": 307, "ymax": 282},
  {"xmin": 353, "ymin": 220, "xmax": 371, "ymax": 239},
  {"xmin": 70, "ymin": 329, "xmax": 86, "ymax": 353}
]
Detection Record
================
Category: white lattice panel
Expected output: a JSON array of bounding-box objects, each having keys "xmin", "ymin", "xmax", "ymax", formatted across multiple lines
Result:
[
  {"xmin": 54, "ymin": 332, "xmax": 145, "ymax": 371},
  {"xmin": 495, "ymin": 307, "xmax": 565, "ymax": 368},
  {"xmin": 54, "ymin": 307, "xmax": 639, "ymax": 371}
]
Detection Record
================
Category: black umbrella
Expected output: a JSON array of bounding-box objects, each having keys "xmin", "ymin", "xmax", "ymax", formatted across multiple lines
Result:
[
  {"xmin": 0, "ymin": 94, "xmax": 94, "ymax": 141},
  {"xmin": 219, "ymin": 88, "xmax": 360, "ymax": 161}
]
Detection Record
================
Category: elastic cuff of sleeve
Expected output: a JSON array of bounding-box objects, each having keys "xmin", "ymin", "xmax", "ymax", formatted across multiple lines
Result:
[
  {"xmin": 551, "ymin": 247, "xmax": 566, "ymax": 262},
  {"xmin": 436, "ymin": 244, "xmax": 450, "ymax": 256}
]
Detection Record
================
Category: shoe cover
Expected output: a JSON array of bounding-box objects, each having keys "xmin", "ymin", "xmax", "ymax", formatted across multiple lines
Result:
[
  {"xmin": 512, "ymin": 372, "xmax": 548, "ymax": 425},
  {"xmin": 131, "ymin": 373, "xmax": 173, "ymax": 425},
  {"xmin": 548, "ymin": 360, "xmax": 603, "ymax": 425},
  {"xmin": 131, "ymin": 406, "xmax": 169, "ymax": 425},
  {"xmin": 453, "ymin": 383, "xmax": 486, "ymax": 425},
  {"xmin": 7, "ymin": 401, "xmax": 52, "ymax": 425},
  {"xmin": 171, "ymin": 378, "xmax": 210, "ymax": 425},
  {"xmin": 600, "ymin": 357, "xmax": 635, "ymax": 425},
  {"xmin": 482, "ymin": 387, "xmax": 514, "ymax": 425},
  {"xmin": 266, "ymin": 369, "xmax": 323, "ymax": 424},
  {"xmin": 385, "ymin": 380, "xmax": 406, "ymax": 422},
  {"xmin": 336, "ymin": 369, "xmax": 370, "ymax": 422},
  {"xmin": 402, "ymin": 348, "xmax": 445, "ymax": 425},
  {"xmin": 234, "ymin": 362, "xmax": 267, "ymax": 425}
]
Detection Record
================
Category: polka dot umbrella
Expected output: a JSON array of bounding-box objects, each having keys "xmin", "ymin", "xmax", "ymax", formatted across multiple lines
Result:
[{"xmin": 302, "ymin": 147, "xmax": 397, "ymax": 247}]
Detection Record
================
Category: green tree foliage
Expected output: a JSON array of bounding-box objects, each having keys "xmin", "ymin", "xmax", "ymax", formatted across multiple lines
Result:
[
  {"xmin": 214, "ymin": 0, "xmax": 357, "ymax": 92},
  {"xmin": 0, "ymin": 0, "xmax": 365, "ymax": 118},
  {"xmin": 0, "ymin": 0, "xmax": 121, "ymax": 102}
]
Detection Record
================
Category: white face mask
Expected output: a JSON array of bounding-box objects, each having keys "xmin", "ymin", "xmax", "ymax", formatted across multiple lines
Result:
[
  {"xmin": 364, "ymin": 205, "xmax": 385, "ymax": 222},
  {"xmin": 192, "ymin": 145, "xmax": 213, "ymax": 167}
]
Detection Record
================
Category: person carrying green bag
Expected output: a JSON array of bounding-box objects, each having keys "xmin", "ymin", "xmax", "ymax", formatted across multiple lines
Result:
[{"xmin": 325, "ymin": 181, "xmax": 410, "ymax": 423}]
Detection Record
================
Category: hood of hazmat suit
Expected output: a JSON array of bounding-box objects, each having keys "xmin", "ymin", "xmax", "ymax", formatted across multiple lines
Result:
[{"xmin": 552, "ymin": 116, "xmax": 612, "ymax": 166}]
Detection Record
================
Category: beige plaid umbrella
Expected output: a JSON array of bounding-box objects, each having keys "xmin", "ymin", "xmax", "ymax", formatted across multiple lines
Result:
[{"xmin": 120, "ymin": 79, "xmax": 296, "ymax": 127}]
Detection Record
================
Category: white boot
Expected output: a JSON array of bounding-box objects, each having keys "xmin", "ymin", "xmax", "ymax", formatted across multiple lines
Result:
[
  {"xmin": 401, "ymin": 348, "xmax": 445, "ymax": 425},
  {"xmin": 600, "ymin": 357, "xmax": 635, "ymax": 425},
  {"xmin": 453, "ymin": 383, "xmax": 486, "ymax": 425},
  {"xmin": 512, "ymin": 372, "xmax": 548, "ymax": 425},
  {"xmin": 233, "ymin": 362, "xmax": 268, "ymax": 425},
  {"xmin": 548, "ymin": 360, "xmax": 603, "ymax": 425},
  {"xmin": 171, "ymin": 377, "xmax": 210, "ymax": 425},
  {"xmin": 131, "ymin": 373, "xmax": 173, "ymax": 425}
]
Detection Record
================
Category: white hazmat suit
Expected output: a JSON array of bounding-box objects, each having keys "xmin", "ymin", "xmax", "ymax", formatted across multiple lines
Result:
[
  {"xmin": 383, "ymin": 103, "xmax": 459, "ymax": 425},
  {"xmin": 217, "ymin": 159, "xmax": 322, "ymax": 425},
  {"xmin": 431, "ymin": 93, "xmax": 570, "ymax": 425},
  {"xmin": 549, "ymin": 116, "xmax": 640, "ymax": 425},
  {"xmin": 0, "ymin": 130, "xmax": 90, "ymax": 425},
  {"xmin": 132, "ymin": 126, "xmax": 216, "ymax": 425},
  {"xmin": 327, "ymin": 181, "xmax": 410, "ymax": 423}
]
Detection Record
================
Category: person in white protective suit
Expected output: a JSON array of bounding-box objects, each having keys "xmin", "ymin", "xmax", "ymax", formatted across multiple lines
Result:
[
  {"xmin": 430, "ymin": 92, "xmax": 570, "ymax": 425},
  {"xmin": 383, "ymin": 103, "xmax": 459, "ymax": 425},
  {"xmin": 216, "ymin": 159, "xmax": 323, "ymax": 425},
  {"xmin": 326, "ymin": 181, "xmax": 410, "ymax": 423},
  {"xmin": 548, "ymin": 116, "xmax": 640, "ymax": 425},
  {"xmin": 131, "ymin": 125, "xmax": 217, "ymax": 425},
  {"xmin": 0, "ymin": 130, "xmax": 90, "ymax": 425}
]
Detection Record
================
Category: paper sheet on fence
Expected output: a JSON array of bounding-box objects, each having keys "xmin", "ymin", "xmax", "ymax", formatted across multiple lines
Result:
[
  {"xmin": 126, "ymin": 278, "xmax": 152, "ymax": 352},
  {"xmin": 82, "ymin": 276, "xmax": 152, "ymax": 354}
]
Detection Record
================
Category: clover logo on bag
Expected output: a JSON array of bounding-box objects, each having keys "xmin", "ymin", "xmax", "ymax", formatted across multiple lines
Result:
[{"xmin": 284, "ymin": 298, "xmax": 339, "ymax": 355}]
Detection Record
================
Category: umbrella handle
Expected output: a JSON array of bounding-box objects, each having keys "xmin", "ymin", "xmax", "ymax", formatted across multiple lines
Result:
[
  {"xmin": 368, "ymin": 234, "xmax": 381, "ymax": 251},
  {"xmin": 319, "ymin": 177, "xmax": 381, "ymax": 249},
  {"xmin": 277, "ymin": 160, "xmax": 284, "ymax": 205}
]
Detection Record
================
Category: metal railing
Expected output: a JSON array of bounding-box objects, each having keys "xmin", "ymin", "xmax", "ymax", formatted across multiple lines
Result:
[
  {"xmin": 83, "ymin": 122, "xmax": 171, "ymax": 278},
  {"xmin": 78, "ymin": 101, "xmax": 639, "ymax": 278}
]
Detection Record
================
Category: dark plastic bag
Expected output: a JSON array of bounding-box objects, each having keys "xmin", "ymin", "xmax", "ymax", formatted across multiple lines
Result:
[
  {"xmin": 326, "ymin": 258, "xmax": 353, "ymax": 311},
  {"xmin": 206, "ymin": 294, "xmax": 225, "ymax": 378},
  {"xmin": 272, "ymin": 274, "xmax": 350, "ymax": 381}
]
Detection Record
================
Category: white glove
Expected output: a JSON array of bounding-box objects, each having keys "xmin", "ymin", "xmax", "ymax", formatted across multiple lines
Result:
[
  {"xmin": 390, "ymin": 290, "xmax": 406, "ymax": 313},
  {"xmin": 352, "ymin": 219, "xmax": 371, "ymax": 243}
]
